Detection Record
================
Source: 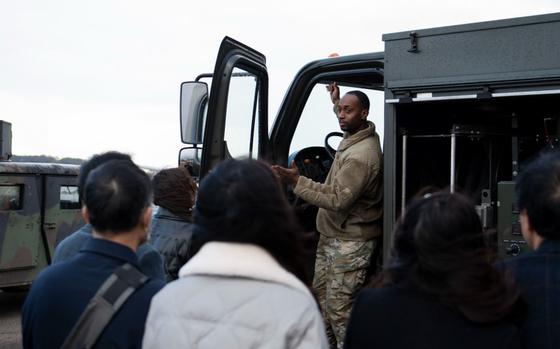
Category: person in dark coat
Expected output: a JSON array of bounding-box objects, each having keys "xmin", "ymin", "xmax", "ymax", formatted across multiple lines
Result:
[
  {"xmin": 344, "ymin": 192, "xmax": 524, "ymax": 349},
  {"xmin": 500, "ymin": 151, "xmax": 560, "ymax": 349},
  {"xmin": 149, "ymin": 167, "xmax": 197, "ymax": 282},
  {"xmin": 22, "ymin": 159, "xmax": 165, "ymax": 349},
  {"xmin": 53, "ymin": 151, "xmax": 165, "ymax": 282}
]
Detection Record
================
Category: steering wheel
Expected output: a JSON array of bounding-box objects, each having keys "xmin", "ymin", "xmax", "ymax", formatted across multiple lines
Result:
[
  {"xmin": 324, "ymin": 131, "xmax": 343, "ymax": 160},
  {"xmin": 288, "ymin": 146, "xmax": 332, "ymax": 208}
]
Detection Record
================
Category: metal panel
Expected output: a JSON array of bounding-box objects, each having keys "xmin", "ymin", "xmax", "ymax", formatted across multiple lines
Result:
[
  {"xmin": 386, "ymin": 89, "xmax": 560, "ymax": 104},
  {"xmin": 383, "ymin": 13, "xmax": 560, "ymax": 90},
  {"xmin": 497, "ymin": 181, "xmax": 530, "ymax": 259},
  {"xmin": 0, "ymin": 175, "xmax": 42, "ymax": 287}
]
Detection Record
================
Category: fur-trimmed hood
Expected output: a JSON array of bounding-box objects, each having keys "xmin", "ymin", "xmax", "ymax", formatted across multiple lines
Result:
[
  {"xmin": 178, "ymin": 241, "xmax": 311, "ymax": 296},
  {"xmin": 144, "ymin": 242, "xmax": 329, "ymax": 349}
]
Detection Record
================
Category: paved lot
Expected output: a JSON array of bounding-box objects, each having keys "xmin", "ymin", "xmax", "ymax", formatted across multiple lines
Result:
[{"xmin": 0, "ymin": 290, "xmax": 26, "ymax": 349}]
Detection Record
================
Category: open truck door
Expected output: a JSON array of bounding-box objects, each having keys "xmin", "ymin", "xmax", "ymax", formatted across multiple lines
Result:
[{"xmin": 180, "ymin": 37, "xmax": 269, "ymax": 179}]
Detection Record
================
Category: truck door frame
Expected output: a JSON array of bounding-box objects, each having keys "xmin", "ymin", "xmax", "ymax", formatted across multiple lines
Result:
[{"xmin": 269, "ymin": 52, "xmax": 385, "ymax": 166}]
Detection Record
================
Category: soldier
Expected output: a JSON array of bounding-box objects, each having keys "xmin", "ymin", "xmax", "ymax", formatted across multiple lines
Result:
[
  {"xmin": 273, "ymin": 83, "xmax": 383, "ymax": 349},
  {"xmin": 53, "ymin": 151, "xmax": 165, "ymax": 281}
]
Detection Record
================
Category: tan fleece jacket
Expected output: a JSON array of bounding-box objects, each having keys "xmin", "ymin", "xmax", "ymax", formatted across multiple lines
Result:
[{"xmin": 294, "ymin": 121, "xmax": 383, "ymax": 241}]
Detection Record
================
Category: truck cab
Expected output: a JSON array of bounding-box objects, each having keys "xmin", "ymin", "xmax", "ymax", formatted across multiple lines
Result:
[
  {"xmin": 180, "ymin": 38, "xmax": 384, "ymax": 174},
  {"xmin": 180, "ymin": 38, "xmax": 384, "ymax": 267}
]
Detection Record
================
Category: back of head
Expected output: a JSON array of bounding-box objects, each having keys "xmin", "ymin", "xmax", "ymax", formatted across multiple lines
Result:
[
  {"xmin": 153, "ymin": 167, "xmax": 197, "ymax": 221},
  {"xmin": 346, "ymin": 90, "xmax": 370, "ymax": 111},
  {"xmin": 194, "ymin": 159, "xmax": 308, "ymax": 284},
  {"xmin": 79, "ymin": 151, "xmax": 132, "ymax": 200},
  {"xmin": 383, "ymin": 192, "xmax": 519, "ymax": 323},
  {"xmin": 392, "ymin": 193, "xmax": 486, "ymax": 270},
  {"xmin": 516, "ymin": 150, "xmax": 560, "ymax": 240},
  {"xmin": 84, "ymin": 160, "xmax": 152, "ymax": 234}
]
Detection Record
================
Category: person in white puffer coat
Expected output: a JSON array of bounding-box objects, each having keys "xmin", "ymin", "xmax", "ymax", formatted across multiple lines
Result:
[{"xmin": 142, "ymin": 159, "xmax": 329, "ymax": 349}]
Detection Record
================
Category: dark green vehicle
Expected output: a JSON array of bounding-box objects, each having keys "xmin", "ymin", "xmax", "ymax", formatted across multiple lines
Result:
[{"xmin": 0, "ymin": 123, "xmax": 83, "ymax": 289}]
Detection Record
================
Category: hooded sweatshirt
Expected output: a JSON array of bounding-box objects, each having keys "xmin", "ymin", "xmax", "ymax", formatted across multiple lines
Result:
[{"xmin": 294, "ymin": 121, "xmax": 382, "ymax": 240}]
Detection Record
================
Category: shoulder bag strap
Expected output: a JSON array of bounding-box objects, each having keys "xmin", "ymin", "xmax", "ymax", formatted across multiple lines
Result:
[{"xmin": 60, "ymin": 263, "xmax": 149, "ymax": 349}]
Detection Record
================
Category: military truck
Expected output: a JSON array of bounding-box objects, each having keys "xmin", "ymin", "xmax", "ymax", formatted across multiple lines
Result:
[
  {"xmin": 0, "ymin": 121, "xmax": 83, "ymax": 289},
  {"xmin": 182, "ymin": 12, "xmax": 560, "ymax": 263}
]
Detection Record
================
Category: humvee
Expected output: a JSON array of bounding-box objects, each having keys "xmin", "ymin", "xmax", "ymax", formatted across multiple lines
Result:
[{"xmin": 0, "ymin": 121, "xmax": 83, "ymax": 289}]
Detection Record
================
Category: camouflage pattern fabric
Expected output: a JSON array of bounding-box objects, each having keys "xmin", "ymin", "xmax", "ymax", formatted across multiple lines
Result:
[{"xmin": 313, "ymin": 235, "xmax": 375, "ymax": 349}]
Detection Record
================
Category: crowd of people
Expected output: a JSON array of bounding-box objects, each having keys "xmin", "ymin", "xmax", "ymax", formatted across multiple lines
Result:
[{"xmin": 20, "ymin": 86, "xmax": 559, "ymax": 349}]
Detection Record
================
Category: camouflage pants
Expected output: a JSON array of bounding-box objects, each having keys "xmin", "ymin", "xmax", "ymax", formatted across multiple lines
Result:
[{"xmin": 313, "ymin": 235, "xmax": 375, "ymax": 349}]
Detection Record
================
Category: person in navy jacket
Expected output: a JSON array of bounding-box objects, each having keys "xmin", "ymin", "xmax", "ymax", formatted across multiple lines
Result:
[
  {"xmin": 22, "ymin": 159, "xmax": 164, "ymax": 349},
  {"xmin": 53, "ymin": 151, "xmax": 165, "ymax": 282},
  {"xmin": 501, "ymin": 150, "xmax": 560, "ymax": 349}
]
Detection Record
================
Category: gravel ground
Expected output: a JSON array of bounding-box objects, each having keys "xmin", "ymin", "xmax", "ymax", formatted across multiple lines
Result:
[{"xmin": 0, "ymin": 290, "xmax": 26, "ymax": 349}]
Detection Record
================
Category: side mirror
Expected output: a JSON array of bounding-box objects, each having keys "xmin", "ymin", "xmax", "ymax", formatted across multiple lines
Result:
[
  {"xmin": 179, "ymin": 147, "xmax": 202, "ymax": 179},
  {"xmin": 180, "ymin": 82, "xmax": 208, "ymax": 144}
]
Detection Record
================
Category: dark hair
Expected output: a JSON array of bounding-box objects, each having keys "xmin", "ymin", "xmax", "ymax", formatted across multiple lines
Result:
[
  {"xmin": 516, "ymin": 150, "xmax": 560, "ymax": 239},
  {"xmin": 84, "ymin": 160, "xmax": 152, "ymax": 234},
  {"xmin": 79, "ymin": 151, "xmax": 132, "ymax": 200},
  {"xmin": 153, "ymin": 167, "xmax": 197, "ymax": 221},
  {"xmin": 193, "ymin": 159, "xmax": 309, "ymax": 285},
  {"xmin": 378, "ymin": 192, "xmax": 520, "ymax": 323},
  {"xmin": 346, "ymin": 90, "xmax": 370, "ymax": 110}
]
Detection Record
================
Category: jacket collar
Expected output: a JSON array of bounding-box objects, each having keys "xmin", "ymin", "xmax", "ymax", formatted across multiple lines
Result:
[
  {"xmin": 153, "ymin": 206, "xmax": 193, "ymax": 222},
  {"xmin": 81, "ymin": 223, "xmax": 93, "ymax": 234},
  {"xmin": 179, "ymin": 242, "xmax": 311, "ymax": 296},
  {"xmin": 338, "ymin": 121, "xmax": 375, "ymax": 152},
  {"xmin": 536, "ymin": 239, "xmax": 560, "ymax": 254},
  {"xmin": 81, "ymin": 237, "xmax": 140, "ymax": 267},
  {"xmin": 154, "ymin": 206, "xmax": 184, "ymax": 220}
]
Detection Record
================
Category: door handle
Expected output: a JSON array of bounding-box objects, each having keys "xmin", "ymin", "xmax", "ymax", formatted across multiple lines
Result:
[{"xmin": 44, "ymin": 222, "xmax": 56, "ymax": 230}]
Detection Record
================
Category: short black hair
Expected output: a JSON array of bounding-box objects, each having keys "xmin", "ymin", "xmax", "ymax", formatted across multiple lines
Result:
[
  {"xmin": 78, "ymin": 151, "xmax": 132, "ymax": 200},
  {"xmin": 516, "ymin": 150, "xmax": 560, "ymax": 239},
  {"xmin": 84, "ymin": 159, "xmax": 152, "ymax": 234},
  {"xmin": 346, "ymin": 90, "xmax": 370, "ymax": 110}
]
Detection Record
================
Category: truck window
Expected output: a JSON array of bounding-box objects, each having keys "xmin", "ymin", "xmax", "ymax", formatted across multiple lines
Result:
[
  {"xmin": 60, "ymin": 185, "xmax": 80, "ymax": 209},
  {"xmin": 0, "ymin": 185, "xmax": 22, "ymax": 210},
  {"xmin": 290, "ymin": 84, "xmax": 384, "ymax": 155},
  {"xmin": 224, "ymin": 67, "xmax": 261, "ymax": 159}
]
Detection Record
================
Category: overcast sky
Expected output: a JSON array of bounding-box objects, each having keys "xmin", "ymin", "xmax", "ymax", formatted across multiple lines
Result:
[{"xmin": 1, "ymin": 0, "xmax": 559, "ymax": 168}]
